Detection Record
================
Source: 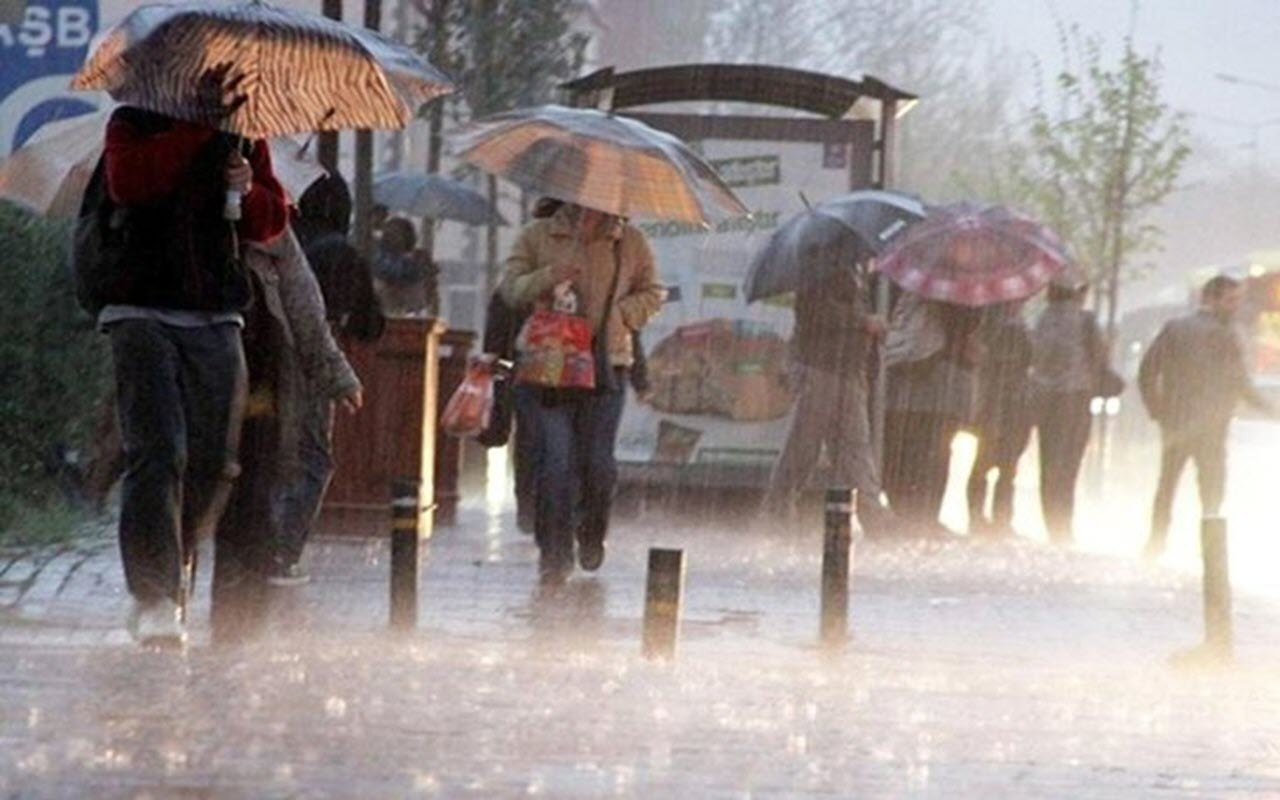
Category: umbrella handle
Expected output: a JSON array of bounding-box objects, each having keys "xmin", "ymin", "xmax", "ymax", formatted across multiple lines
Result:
[{"xmin": 223, "ymin": 136, "xmax": 248, "ymax": 221}]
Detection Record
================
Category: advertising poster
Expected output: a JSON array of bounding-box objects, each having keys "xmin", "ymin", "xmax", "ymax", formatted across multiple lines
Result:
[{"xmin": 617, "ymin": 137, "xmax": 857, "ymax": 483}]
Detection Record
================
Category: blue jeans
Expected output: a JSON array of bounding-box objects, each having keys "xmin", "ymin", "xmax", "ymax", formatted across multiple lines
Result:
[
  {"xmin": 515, "ymin": 381, "xmax": 627, "ymax": 570},
  {"xmin": 273, "ymin": 390, "xmax": 335, "ymax": 566}
]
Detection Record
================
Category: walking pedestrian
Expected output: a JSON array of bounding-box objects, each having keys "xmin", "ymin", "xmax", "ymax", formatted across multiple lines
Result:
[
  {"xmin": 762, "ymin": 240, "xmax": 888, "ymax": 529},
  {"xmin": 1139, "ymin": 274, "xmax": 1272, "ymax": 558},
  {"xmin": 89, "ymin": 105, "xmax": 287, "ymax": 645},
  {"xmin": 1027, "ymin": 273, "xmax": 1106, "ymax": 544},
  {"xmin": 966, "ymin": 304, "xmax": 1033, "ymax": 537},
  {"xmin": 501, "ymin": 201, "xmax": 665, "ymax": 584},
  {"xmin": 881, "ymin": 292, "xmax": 984, "ymax": 536},
  {"xmin": 268, "ymin": 174, "xmax": 383, "ymax": 585}
]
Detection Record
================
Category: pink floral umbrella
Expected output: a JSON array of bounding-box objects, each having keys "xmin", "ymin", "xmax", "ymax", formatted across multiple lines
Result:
[{"xmin": 876, "ymin": 202, "xmax": 1071, "ymax": 306}]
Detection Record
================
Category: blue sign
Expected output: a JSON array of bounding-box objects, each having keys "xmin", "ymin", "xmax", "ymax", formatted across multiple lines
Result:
[{"xmin": 0, "ymin": 1, "xmax": 99, "ymax": 155}]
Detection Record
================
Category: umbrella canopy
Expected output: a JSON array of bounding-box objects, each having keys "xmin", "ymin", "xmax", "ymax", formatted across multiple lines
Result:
[
  {"xmin": 0, "ymin": 108, "xmax": 326, "ymax": 217},
  {"xmin": 449, "ymin": 104, "xmax": 748, "ymax": 224},
  {"xmin": 876, "ymin": 202, "xmax": 1070, "ymax": 307},
  {"xmin": 744, "ymin": 211, "xmax": 869, "ymax": 302},
  {"xmin": 811, "ymin": 189, "xmax": 926, "ymax": 252},
  {"xmin": 71, "ymin": 0, "xmax": 453, "ymax": 139},
  {"xmin": 745, "ymin": 189, "xmax": 926, "ymax": 301},
  {"xmin": 373, "ymin": 172, "xmax": 506, "ymax": 226}
]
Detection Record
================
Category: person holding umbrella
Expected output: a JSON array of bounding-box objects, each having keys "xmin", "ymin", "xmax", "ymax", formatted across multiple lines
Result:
[
  {"xmin": 451, "ymin": 105, "xmax": 746, "ymax": 583},
  {"xmin": 761, "ymin": 232, "xmax": 887, "ymax": 524},
  {"xmin": 90, "ymin": 100, "xmax": 288, "ymax": 646},
  {"xmin": 500, "ymin": 200, "xmax": 665, "ymax": 583},
  {"xmin": 71, "ymin": 0, "xmax": 454, "ymax": 644}
]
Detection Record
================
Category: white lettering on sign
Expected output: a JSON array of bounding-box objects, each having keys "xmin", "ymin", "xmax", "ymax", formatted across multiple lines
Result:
[{"xmin": 0, "ymin": 4, "xmax": 93, "ymax": 57}]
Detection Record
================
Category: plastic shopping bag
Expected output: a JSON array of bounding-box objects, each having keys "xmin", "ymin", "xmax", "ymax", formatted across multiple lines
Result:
[
  {"xmin": 513, "ymin": 307, "xmax": 597, "ymax": 390},
  {"xmin": 442, "ymin": 356, "xmax": 497, "ymax": 438}
]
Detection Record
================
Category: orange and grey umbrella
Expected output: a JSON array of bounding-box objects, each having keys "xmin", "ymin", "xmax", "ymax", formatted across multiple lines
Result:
[
  {"xmin": 0, "ymin": 109, "xmax": 326, "ymax": 217},
  {"xmin": 450, "ymin": 105, "xmax": 748, "ymax": 224},
  {"xmin": 71, "ymin": 0, "xmax": 453, "ymax": 139}
]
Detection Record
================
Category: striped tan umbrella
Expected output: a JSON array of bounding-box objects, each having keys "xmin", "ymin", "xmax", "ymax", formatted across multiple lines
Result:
[
  {"xmin": 71, "ymin": 0, "xmax": 453, "ymax": 139},
  {"xmin": 0, "ymin": 109, "xmax": 326, "ymax": 217},
  {"xmin": 450, "ymin": 105, "xmax": 748, "ymax": 224}
]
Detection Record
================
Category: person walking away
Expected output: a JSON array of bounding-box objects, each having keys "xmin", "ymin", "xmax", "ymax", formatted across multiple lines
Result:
[
  {"xmin": 966, "ymin": 303, "xmax": 1033, "ymax": 537},
  {"xmin": 1027, "ymin": 274, "xmax": 1104, "ymax": 544},
  {"xmin": 372, "ymin": 216, "xmax": 437, "ymax": 316},
  {"xmin": 1139, "ymin": 274, "xmax": 1272, "ymax": 558},
  {"xmin": 501, "ymin": 202, "xmax": 665, "ymax": 584},
  {"xmin": 93, "ymin": 105, "xmax": 287, "ymax": 645},
  {"xmin": 881, "ymin": 292, "xmax": 984, "ymax": 536},
  {"xmin": 267, "ymin": 174, "xmax": 383, "ymax": 585},
  {"xmin": 762, "ymin": 239, "xmax": 889, "ymax": 529}
]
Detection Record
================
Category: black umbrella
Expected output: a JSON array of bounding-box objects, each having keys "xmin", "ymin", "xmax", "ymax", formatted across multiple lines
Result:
[{"xmin": 745, "ymin": 189, "xmax": 925, "ymax": 302}]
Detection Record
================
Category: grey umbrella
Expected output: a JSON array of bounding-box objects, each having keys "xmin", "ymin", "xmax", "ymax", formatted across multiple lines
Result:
[
  {"xmin": 744, "ymin": 189, "xmax": 925, "ymax": 302},
  {"xmin": 373, "ymin": 172, "xmax": 506, "ymax": 226}
]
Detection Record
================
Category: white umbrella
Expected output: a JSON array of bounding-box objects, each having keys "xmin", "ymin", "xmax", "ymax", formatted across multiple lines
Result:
[{"xmin": 0, "ymin": 108, "xmax": 326, "ymax": 218}]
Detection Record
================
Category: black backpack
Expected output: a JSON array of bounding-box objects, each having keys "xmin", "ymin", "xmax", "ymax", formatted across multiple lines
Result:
[{"xmin": 71, "ymin": 157, "xmax": 128, "ymax": 315}]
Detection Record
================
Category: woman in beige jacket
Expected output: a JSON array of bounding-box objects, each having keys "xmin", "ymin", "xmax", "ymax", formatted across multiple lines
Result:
[{"xmin": 500, "ymin": 200, "xmax": 665, "ymax": 583}]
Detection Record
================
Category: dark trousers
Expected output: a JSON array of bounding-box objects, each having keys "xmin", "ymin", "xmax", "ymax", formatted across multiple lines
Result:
[
  {"xmin": 274, "ymin": 392, "xmax": 336, "ymax": 565},
  {"xmin": 109, "ymin": 320, "xmax": 246, "ymax": 604},
  {"xmin": 883, "ymin": 410, "xmax": 956, "ymax": 528},
  {"xmin": 1149, "ymin": 424, "xmax": 1228, "ymax": 545},
  {"xmin": 513, "ymin": 389, "xmax": 540, "ymax": 532},
  {"xmin": 1034, "ymin": 391, "xmax": 1092, "ymax": 542},
  {"xmin": 966, "ymin": 412, "xmax": 1032, "ymax": 529},
  {"xmin": 516, "ymin": 382, "xmax": 627, "ymax": 570}
]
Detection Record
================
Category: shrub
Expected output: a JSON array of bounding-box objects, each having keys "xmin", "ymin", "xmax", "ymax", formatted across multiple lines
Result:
[{"xmin": 0, "ymin": 201, "xmax": 110, "ymax": 528}]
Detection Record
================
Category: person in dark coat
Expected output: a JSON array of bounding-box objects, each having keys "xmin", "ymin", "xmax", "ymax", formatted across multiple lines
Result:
[
  {"xmin": 1139, "ymin": 274, "xmax": 1272, "ymax": 558},
  {"xmin": 1027, "ymin": 273, "xmax": 1107, "ymax": 544},
  {"xmin": 965, "ymin": 303, "xmax": 1033, "ymax": 537},
  {"xmin": 268, "ymin": 174, "xmax": 384, "ymax": 585}
]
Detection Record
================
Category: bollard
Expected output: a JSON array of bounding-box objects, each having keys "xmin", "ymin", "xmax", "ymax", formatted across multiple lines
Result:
[
  {"xmin": 389, "ymin": 477, "xmax": 422, "ymax": 631},
  {"xmin": 1200, "ymin": 516, "xmax": 1234, "ymax": 658},
  {"xmin": 820, "ymin": 487, "xmax": 856, "ymax": 649},
  {"xmin": 642, "ymin": 548, "xmax": 685, "ymax": 660}
]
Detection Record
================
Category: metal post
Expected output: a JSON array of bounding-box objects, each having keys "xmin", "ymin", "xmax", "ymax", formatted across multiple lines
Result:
[
  {"xmin": 642, "ymin": 548, "xmax": 685, "ymax": 660},
  {"xmin": 316, "ymin": 0, "xmax": 342, "ymax": 174},
  {"xmin": 353, "ymin": 0, "xmax": 383, "ymax": 259},
  {"xmin": 820, "ymin": 488, "xmax": 856, "ymax": 649},
  {"xmin": 389, "ymin": 477, "xmax": 421, "ymax": 631},
  {"xmin": 1201, "ymin": 516, "xmax": 1234, "ymax": 658}
]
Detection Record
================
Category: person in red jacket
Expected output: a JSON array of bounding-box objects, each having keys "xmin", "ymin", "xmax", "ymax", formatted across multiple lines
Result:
[{"xmin": 99, "ymin": 104, "xmax": 287, "ymax": 646}]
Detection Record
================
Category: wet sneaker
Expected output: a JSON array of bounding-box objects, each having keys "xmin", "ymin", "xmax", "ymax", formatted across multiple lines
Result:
[
  {"xmin": 127, "ymin": 598, "xmax": 186, "ymax": 648},
  {"xmin": 578, "ymin": 540, "xmax": 605, "ymax": 572},
  {"xmin": 265, "ymin": 560, "xmax": 311, "ymax": 587}
]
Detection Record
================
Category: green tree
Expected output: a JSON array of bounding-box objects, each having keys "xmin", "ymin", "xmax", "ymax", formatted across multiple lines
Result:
[
  {"xmin": 413, "ymin": 0, "xmax": 589, "ymax": 286},
  {"xmin": 0, "ymin": 202, "xmax": 110, "ymax": 527},
  {"xmin": 1005, "ymin": 29, "xmax": 1191, "ymax": 343}
]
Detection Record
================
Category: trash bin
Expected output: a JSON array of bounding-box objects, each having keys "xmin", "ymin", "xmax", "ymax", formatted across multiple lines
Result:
[{"xmin": 320, "ymin": 317, "xmax": 445, "ymax": 537}]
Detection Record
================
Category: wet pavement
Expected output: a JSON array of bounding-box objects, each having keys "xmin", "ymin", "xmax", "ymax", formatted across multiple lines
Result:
[{"xmin": 3, "ymin": 475, "xmax": 1280, "ymax": 799}]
